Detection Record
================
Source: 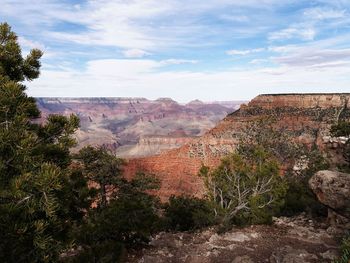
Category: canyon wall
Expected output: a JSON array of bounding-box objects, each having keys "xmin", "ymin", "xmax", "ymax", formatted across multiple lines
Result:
[
  {"xmin": 37, "ymin": 97, "xmax": 243, "ymax": 156},
  {"xmin": 116, "ymin": 135, "xmax": 196, "ymax": 157},
  {"xmin": 124, "ymin": 93, "xmax": 350, "ymax": 200}
]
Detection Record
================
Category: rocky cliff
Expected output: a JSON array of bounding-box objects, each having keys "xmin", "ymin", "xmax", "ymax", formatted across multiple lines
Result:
[{"xmin": 124, "ymin": 93, "xmax": 350, "ymax": 200}]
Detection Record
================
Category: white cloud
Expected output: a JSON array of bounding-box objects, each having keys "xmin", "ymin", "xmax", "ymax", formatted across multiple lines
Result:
[
  {"xmin": 123, "ymin": 49, "xmax": 151, "ymax": 58},
  {"xmin": 273, "ymin": 48, "xmax": 350, "ymax": 67},
  {"xmin": 267, "ymin": 31, "xmax": 350, "ymax": 72},
  {"xmin": 0, "ymin": 0, "xmax": 296, "ymax": 51},
  {"xmin": 18, "ymin": 36, "xmax": 59, "ymax": 59},
  {"xmin": 160, "ymin": 59, "xmax": 198, "ymax": 65},
  {"xmin": 220, "ymin": 14, "xmax": 249, "ymax": 22},
  {"xmin": 28, "ymin": 57, "xmax": 350, "ymax": 102},
  {"xmin": 85, "ymin": 59, "xmax": 160, "ymax": 77},
  {"xmin": 18, "ymin": 36, "xmax": 45, "ymax": 50},
  {"xmin": 269, "ymin": 26, "xmax": 316, "ymax": 41},
  {"xmin": 81, "ymin": 58, "xmax": 197, "ymax": 78},
  {"xmin": 226, "ymin": 48, "xmax": 264, "ymax": 55},
  {"xmin": 2, "ymin": 0, "xmax": 173, "ymax": 50},
  {"xmin": 4, "ymin": 0, "xmax": 350, "ymax": 101},
  {"xmin": 304, "ymin": 7, "xmax": 346, "ymax": 20},
  {"xmin": 249, "ymin": 59, "xmax": 268, "ymax": 64}
]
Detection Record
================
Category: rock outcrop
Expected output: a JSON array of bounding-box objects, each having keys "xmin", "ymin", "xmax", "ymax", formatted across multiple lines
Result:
[
  {"xmin": 309, "ymin": 170, "xmax": 350, "ymax": 219},
  {"xmin": 124, "ymin": 94, "xmax": 350, "ymax": 200}
]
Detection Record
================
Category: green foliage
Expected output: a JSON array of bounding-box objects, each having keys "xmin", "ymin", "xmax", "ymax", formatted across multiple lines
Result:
[
  {"xmin": 331, "ymin": 121, "xmax": 350, "ymax": 137},
  {"xmin": 0, "ymin": 80, "xmax": 39, "ymax": 184},
  {"xmin": 73, "ymin": 171, "xmax": 161, "ymax": 262},
  {"xmin": 238, "ymin": 118, "xmax": 329, "ymax": 218},
  {"xmin": 0, "ymin": 162, "xmax": 92, "ymax": 263},
  {"xmin": 237, "ymin": 118, "xmax": 301, "ymax": 164},
  {"xmin": 0, "ymin": 22, "xmax": 92, "ymax": 262},
  {"xmin": 0, "ymin": 77, "xmax": 39, "ymax": 119},
  {"xmin": 75, "ymin": 146, "xmax": 125, "ymax": 208},
  {"xmin": 200, "ymin": 146, "xmax": 287, "ymax": 229},
  {"xmin": 282, "ymin": 149, "xmax": 329, "ymax": 217},
  {"xmin": 71, "ymin": 143, "xmax": 162, "ymax": 262},
  {"xmin": 164, "ymin": 195, "xmax": 215, "ymax": 231},
  {"xmin": 0, "ymin": 22, "xmax": 43, "ymax": 82},
  {"xmin": 333, "ymin": 234, "xmax": 350, "ymax": 263},
  {"xmin": 75, "ymin": 146, "xmax": 125, "ymax": 182},
  {"xmin": 33, "ymin": 114, "xmax": 80, "ymax": 168}
]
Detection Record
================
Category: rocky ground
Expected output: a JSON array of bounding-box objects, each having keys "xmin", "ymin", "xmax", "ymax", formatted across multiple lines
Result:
[{"xmin": 126, "ymin": 214, "xmax": 348, "ymax": 263}]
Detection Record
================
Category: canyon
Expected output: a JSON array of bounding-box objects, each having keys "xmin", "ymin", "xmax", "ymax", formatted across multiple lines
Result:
[
  {"xmin": 36, "ymin": 97, "xmax": 243, "ymax": 157},
  {"xmin": 36, "ymin": 94, "xmax": 350, "ymax": 200},
  {"xmin": 124, "ymin": 93, "xmax": 350, "ymax": 200},
  {"xmin": 32, "ymin": 94, "xmax": 350, "ymax": 263}
]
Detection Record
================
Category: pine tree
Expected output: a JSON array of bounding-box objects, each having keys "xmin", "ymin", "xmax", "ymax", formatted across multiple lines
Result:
[
  {"xmin": 75, "ymin": 146, "xmax": 125, "ymax": 208},
  {"xmin": 0, "ymin": 22, "xmax": 92, "ymax": 263}
]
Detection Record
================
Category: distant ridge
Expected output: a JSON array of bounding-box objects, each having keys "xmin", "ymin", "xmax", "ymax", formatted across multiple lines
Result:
[
  {"xmin": 259, "ymin": 93, "xmax": 350, "ymax": 96},
  {"xmin": 36, "ymin": 97, "xmax": 244, "ymax": 157}
]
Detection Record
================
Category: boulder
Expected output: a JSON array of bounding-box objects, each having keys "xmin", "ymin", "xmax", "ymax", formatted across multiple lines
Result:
[{"xmin": 309, "ymin": 170, "xmax": 350, "ymax": 219}]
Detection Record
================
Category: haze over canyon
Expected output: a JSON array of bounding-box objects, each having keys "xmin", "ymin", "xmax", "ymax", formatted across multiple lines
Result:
[{"xmin": 36, "ymin": 97, "xmax": 244, "ymax": 157}]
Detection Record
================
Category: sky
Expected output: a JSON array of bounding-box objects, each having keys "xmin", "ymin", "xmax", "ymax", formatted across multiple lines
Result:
[{"xmin": 1, "ymin": 0, "xmax": 350, "ymax": 102}]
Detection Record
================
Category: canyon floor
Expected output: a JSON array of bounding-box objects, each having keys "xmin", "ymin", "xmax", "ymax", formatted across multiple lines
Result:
[{"xmin": 126, "ymin": 214, "xmax": 347, "ymax": 263}]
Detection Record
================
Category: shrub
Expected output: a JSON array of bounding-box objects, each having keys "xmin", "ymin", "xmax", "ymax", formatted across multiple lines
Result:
[
  {"xmin": 282, "ymin": 149, "xmax": 329, "ymax": 217},
  {"xmin": 334, "ymin": 234, "xmax": 350, "ymax": 263},
  {"xmin": 164, "ymin": 195, "xmax": 215, "ymax": 231},
  {"xmin": 200, "ymin": 146, "xmax": 287, "ymax": 229},
  {"xmin": 237, "ymin": 118, "xmax": 301, "ymax": 165},
  {"xmin": 71, "ymin": 171, "xmax": 162, "ymax": 262},
  {"xmin": 73, "ymin": 193, "xmax": 160, "ymax": 262},
  {"xmin": 331, "ymin": 121, "xmax": 350, "ymax": 171}
]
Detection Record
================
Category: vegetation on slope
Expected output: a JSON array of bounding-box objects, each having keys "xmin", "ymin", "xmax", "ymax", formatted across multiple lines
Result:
[{"xmin": 331, "ymin": 121, "xmax": 350, "ymax": 171}]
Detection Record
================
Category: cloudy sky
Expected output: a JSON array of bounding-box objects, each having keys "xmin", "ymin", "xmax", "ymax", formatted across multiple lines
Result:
[{"xmin": 1, "ymin": 0, "xmax": 350, "ymax": 102}]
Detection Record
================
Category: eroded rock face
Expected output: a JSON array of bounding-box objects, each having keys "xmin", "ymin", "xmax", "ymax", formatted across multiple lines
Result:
[
  {"xmin": 309, "ymin": 170, "xmax": 350, "ymax": 219},
  {"xmin": 36, "ymin": 97, "xmax": 242, "ymax": 156},
  {"xmin": 118, "ymin": 135, "xmax": 195, "ymax": 158},
  {"xmin": 124, "ymin": 94, "xmax": 350, "ymax": 200}
]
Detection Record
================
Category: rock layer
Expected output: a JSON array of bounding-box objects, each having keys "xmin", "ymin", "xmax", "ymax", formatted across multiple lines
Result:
[
  {"xmin": 36, "ymin": 97, "xmax": 243, "ymax": 156},
  {"xmin": 124, "ymin": 94, "xmax": 350, "ymax": 200}
]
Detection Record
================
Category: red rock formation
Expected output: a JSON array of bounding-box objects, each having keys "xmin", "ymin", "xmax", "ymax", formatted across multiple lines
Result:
[{"xmin": 124, "ymin": 93, "xmax": 350, "ymax": 200}]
